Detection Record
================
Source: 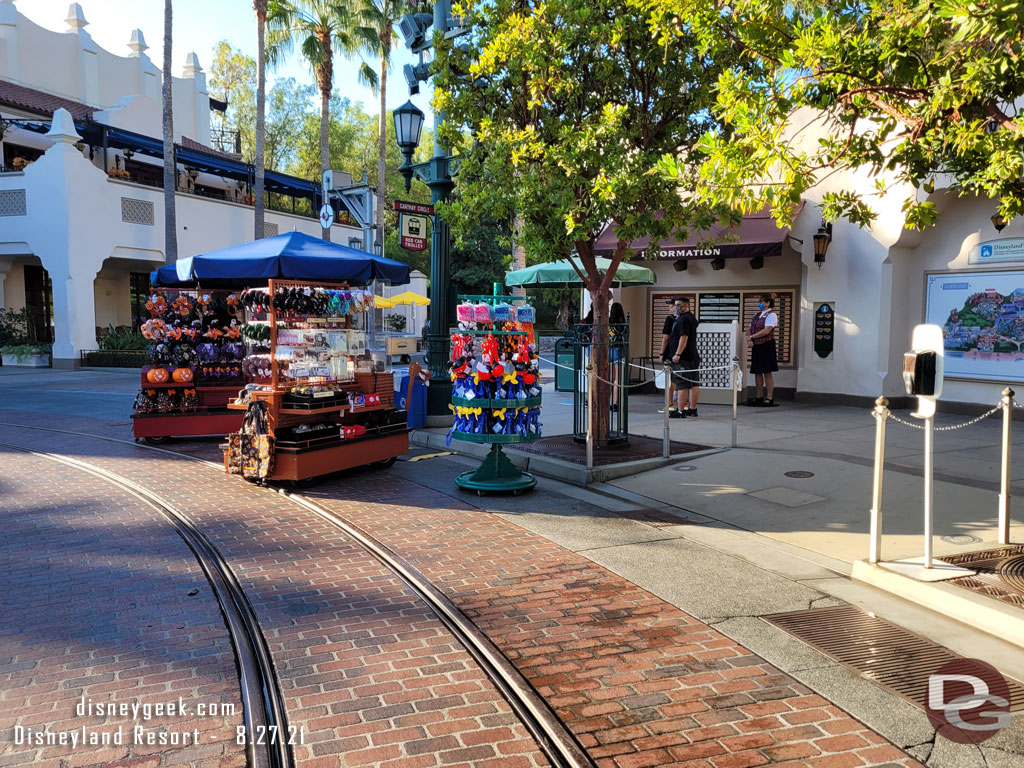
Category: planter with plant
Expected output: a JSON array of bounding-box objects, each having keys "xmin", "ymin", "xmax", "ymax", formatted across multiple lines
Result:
[
  {"xmin": 1, "ymin": 343, "xmax": 51, "ymax": 366},
  {"xmin": 386, "ymin": 313, "xmax": 407, "ymax": 333},
  {"xmin": 0, "ymin": 307, "xmax": 50, "ymax": 366}
]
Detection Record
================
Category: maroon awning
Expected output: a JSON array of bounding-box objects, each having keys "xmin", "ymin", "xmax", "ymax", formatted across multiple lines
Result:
[{"xmin": 594, "ymin": 204, "xmax": 804, "ymax": 260}]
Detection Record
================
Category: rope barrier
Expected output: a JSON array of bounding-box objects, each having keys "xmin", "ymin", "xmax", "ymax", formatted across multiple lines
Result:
[
  {"xmin": 535, "ymin": 356, "xmax": 740, "ymax": 389},
  {"xmin": 884, "ymin": 404, "xmax": 1002, "ymax": 431}
]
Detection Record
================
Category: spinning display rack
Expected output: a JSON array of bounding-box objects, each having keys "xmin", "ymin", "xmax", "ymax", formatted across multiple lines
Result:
[
  {"xmin": 449, "ymin": 293, "xmax": 542, "ymax": 494},
  {"xmin": 225, "ymin": 279, "xmax": 410, "ymax": 482}
]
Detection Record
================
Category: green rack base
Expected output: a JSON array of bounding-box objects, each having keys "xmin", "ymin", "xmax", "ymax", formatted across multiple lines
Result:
[{"xmin": 454, "ymin": 443, "xmax": 537, "ymax": 495}]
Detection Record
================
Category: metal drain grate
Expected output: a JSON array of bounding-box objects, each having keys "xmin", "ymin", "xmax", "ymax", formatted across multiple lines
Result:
[
  {"xmin": 763, "ymin": 604, "xmax": 1024, "ymax": 711},
  {"xmin": 941, "ymin": 545, "xmax": 1024, "ymax": 609}
]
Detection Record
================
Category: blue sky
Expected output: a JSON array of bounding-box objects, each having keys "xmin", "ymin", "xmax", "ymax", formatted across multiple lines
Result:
[{"xmin": 25, "ymin": 0, "xmax": 431, "ymax": 116}]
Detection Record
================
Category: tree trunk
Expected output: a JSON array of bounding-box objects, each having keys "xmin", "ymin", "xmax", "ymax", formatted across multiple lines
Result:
[
  {"xmin": 162, "ymin": 0, "xmax": 177, "ymax": 265},
  {"xmin": 253, "ymin": 2, "xmax": 266, "ymax": 240},
  {"xmin": 555, "ymin": 291, "xmax": 571, "ymax": 331},
  {"xmin": 577, "ymin": 241, "xmax": 614, "ymax": 445},
  {"xmin": 511, "ymin": 215, "xmax": 527, "ymax": 297},
  {"xmin": 319, "ymin": 81, "xmax": 331, "ymax": 242},
  {"xmin": 376, "ymin": 47, "xmax": 388, "ymax": 256}
]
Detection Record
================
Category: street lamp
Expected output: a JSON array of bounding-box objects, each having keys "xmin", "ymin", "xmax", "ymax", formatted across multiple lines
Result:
[
  {"xmin": 393, "ymin": 100, "xmax": 425, "ymax": 192},
  {"xmin": 813, "ymin": 220, "xmax": 833, "ymax": 268}
]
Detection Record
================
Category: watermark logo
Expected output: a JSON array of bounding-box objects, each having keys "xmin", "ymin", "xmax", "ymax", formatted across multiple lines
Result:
[{"xmin": 926, "ymin": 659, "xmax": 1012, "ymax": 744}]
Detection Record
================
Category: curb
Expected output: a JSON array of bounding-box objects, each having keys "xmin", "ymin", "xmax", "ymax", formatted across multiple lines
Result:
[
  {"xmin": 409, "ymin": 430, "xmax": 726, "ymax": 485},
  {"xmin": 851, "ymin": 559, "xmax": 1024, "ymax": 651}
]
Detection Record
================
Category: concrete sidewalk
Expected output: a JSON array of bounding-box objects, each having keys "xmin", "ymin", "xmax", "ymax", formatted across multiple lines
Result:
[{"xmin": 436, "ymin": 371, "xmax": 1024, "ymax": 567}]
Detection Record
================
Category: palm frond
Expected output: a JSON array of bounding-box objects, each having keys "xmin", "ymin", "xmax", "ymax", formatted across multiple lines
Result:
[{"xmin": 358, "ymin": 61, "xmax": 379, "ymax": 94}]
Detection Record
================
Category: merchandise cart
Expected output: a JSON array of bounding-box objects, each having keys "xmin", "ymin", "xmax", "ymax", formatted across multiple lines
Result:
[
  {"xmin": 225, "ymin": 279, "xmax": 411, "ymax": 482},
  {"xmin": 131, "ymin": 288, "xmax": 246, "ymax": 443}
]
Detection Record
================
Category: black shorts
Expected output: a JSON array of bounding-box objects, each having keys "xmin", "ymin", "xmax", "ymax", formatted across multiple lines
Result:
[{"xmin": 671, "ymin": 358, "xmax": 700, "ymax": 388}]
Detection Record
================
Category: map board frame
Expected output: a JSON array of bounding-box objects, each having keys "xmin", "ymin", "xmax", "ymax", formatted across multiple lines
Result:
[{"xmin": 924, "ymin": 269, "xmax": 1024, "ymax": 382}]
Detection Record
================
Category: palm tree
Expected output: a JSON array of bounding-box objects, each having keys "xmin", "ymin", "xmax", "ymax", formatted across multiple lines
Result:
[
  {"xmin": 353, "ymin": 0, "xmax": 408, "ymax": 256},
  {"xmin": 254, "ymin": 0, "xmax": 268, "ymax": 240},
  {"xmin": 162, "ymin": 0, "xmax": 177, "ymax": 263},
  {"xmin": 269, "ymin": 0, "xmax": 354, "ymax": 242}
]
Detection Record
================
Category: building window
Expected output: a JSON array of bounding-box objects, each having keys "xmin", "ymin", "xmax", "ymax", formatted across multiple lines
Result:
[
  {"xmin": 130, "ymin": 273, "xmax": 151, "ymax": 330},
  {"xmin": 23, "ymin": 265, "xmax": 53, "ymax": 343}
]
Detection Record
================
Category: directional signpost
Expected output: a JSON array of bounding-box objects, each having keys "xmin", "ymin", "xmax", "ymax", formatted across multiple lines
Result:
[{"xmin": 394, "ymin": 200, "xmax": 433, "ymax": 252}]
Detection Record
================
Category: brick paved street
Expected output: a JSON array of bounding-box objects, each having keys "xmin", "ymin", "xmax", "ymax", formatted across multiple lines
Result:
[
  {"xmin": 0, "ymin": 422, "xmax": 549, "ymax": 768},
  {"xmin": 0, "ymin": 409, "xmax": 927, "ymax": 768},
  {"xmin": 0, "ymin": 448, "xmax": 244, "ymax": 768}
]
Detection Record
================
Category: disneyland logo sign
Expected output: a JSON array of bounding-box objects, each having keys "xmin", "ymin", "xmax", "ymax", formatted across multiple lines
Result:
[{"xmin": 641, "ymin": 247, "xmax": 722, "ymax": 259}]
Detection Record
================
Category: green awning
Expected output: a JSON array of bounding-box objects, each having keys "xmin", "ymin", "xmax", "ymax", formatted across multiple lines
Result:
[{"xmin": 505, "ymin": 257, "xmax": 656, "ymax": 288}]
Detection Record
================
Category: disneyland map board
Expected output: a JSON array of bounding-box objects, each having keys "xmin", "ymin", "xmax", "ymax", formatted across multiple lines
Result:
[{"xmin": 926, "ymin": 270, "xmax": 1024, "ymax": 381}]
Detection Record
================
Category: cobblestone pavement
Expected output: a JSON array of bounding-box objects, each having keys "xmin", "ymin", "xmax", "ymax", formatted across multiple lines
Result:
[
  {"xmin": 0, "ymin": 448, "xmax": 244, "ymax": 768},
  {"xmin": 0, "ymin": 412, "xmax": 922, "ymax": 768}
]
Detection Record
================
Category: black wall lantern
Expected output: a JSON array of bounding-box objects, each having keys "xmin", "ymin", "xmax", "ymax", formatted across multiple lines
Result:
[
  {"xmin": 672, "ymin": 259, "xmax": 688, "ymax": 272},
  {"xmin": 992, "ymin": 213, "xmax": 1008, "ymax": 232},
  {"xmin": 749, "ymin": 256, "xmax": 764, "ymax": 270},
  {"xmin": 710, "ymin": 258, "xmax": 725, "ymax": 271},
  {"xmin": 813, "ymin": 220, "xmax": 833, "ymax": 268}
]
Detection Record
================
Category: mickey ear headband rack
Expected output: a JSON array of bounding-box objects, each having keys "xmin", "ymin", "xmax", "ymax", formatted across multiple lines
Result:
[{"xmin": 448, "ymin": 291, "xmax": 542, "ymax": 495}]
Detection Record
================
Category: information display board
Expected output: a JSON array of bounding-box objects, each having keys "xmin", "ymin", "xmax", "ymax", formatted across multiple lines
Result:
[
  {"xmin": 925, "ymin": 270, "xmax": 1024, "ymax": 381},
  {"xmin": 698, "ymin": 292, "xmax": 742, "ymax": 322},
  {"xmin": 740, "ymin": 290, "xmax": 795, "ymax": 366},
  {"xmin": 649, "ymin": 289, "xmax": 796, "ymax": 365},
  {"xmin": 814, "ymin": 302, "xmax": 835, "ymax": 359},
  {"xmin": 649, "ymin": 292, "xmax": 696, "ymax": 357}
]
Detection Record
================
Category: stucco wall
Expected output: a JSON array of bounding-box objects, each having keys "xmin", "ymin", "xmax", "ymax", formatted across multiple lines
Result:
[
  {"xmin": 0, "ymin": 125, "xmax": 364, "ymax": 362},
  {"xmin": 1, "ymin": 3, "xmax": 208, "ymax": 142}
]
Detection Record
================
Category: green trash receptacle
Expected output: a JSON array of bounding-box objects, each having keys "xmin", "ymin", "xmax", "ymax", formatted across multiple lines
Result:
[{"xmin": 554, "ymin": 334, "xmax": 574, "ymax": 392}]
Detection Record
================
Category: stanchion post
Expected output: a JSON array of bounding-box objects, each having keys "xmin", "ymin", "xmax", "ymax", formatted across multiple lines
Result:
[
  {"xmin": 663, "ymin": 363, "xmax": 671, "ymax": 458},
  {"xmin": 869, "ymin": 396, "xmax": 889, "ymax": 564},
  {"xmin": 586, "ymin": 361, "xmax": 595, "ymax": 470},
  {"xmin": 923, "ymin": 413, "xmax": 934, "ymax": 568},
  {"xmin": 731, "ymin": 356, "xmax": 739, "ymax": 449},
  {"xmin": 999, "ymin": 387, "xmax": 1014, "ymax": 545}
]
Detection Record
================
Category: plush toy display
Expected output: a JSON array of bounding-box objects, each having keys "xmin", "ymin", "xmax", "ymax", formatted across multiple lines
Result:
[{"xmin": 448, "ymin": 297, "xmax": 542, "ymax": 446}]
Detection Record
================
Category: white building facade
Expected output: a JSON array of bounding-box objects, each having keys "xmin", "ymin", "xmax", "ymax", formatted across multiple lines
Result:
[
  {"xmin": 604, "ymin": 124, "xmax": 1024, "ymax": 412},
  {"xmin": 0, "ymin": 1, "xmax": 368, "ymax": 367}
]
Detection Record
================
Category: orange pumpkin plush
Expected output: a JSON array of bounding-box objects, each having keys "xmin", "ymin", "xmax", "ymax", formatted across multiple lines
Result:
[
  {"xmin": 172, "ymin": 367, "xmax": 194, "ymax": 384},
  {"xmin": 147, "ymin": 367, "xmax": 169, "ymax": 384}
]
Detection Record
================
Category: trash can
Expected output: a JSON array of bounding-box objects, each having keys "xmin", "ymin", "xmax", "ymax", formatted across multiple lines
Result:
[
  {"xmin": 397, "ymin": 374, "xmax": 428, "ymax": 429},
  {"xmin": 554, "ymin": 334, "xmax": 575, "ymax": 392}
]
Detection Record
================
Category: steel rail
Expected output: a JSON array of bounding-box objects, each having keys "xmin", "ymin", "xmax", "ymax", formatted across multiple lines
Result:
[
  {"xmin": 0, "ymin": 422, "xmax": 598, "ymax": 768},
  {"xmin": 0, "ymin": 441, "xmax": 293, "ymax": 768}
]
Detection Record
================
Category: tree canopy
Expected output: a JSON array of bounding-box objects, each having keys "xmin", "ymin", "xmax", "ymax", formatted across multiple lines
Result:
[
  {"xmin": 641, "ymin": 0, "xmax": 1024, "ymax": 229},
  {"xmin": 433, "ymin": 0, "xmax": 730, "ymax": 299}
]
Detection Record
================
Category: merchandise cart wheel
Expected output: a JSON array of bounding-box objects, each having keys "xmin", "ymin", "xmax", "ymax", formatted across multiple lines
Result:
[
  {"xmin": 144, "ymin": 436, "xmax": 170, "ymax": 445},
  {"xmin": 401, "ymin": 355, "xmax": 411, "ymax": 363},
  {"xmin": 372, "ymin": 456, "xmax": 398, "ymax": 469}
]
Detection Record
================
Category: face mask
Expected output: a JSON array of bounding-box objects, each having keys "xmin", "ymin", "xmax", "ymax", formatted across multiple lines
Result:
[
  {"xmin": 674, "ymin": 306, "xmax": 682, "ymax": 315},
  {"xmin": 758, "ymin": 302, "xmax": 765, "ymax": 311}
]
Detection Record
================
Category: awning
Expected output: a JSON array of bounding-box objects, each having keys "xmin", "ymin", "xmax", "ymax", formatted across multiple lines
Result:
[
  {"xmin": 505, "ymin": 257, "xmax": 656, "ymax": 288},
  {"xmin": 594, "ymin": 205, "xmax": 804, "ymax": 261},
  {"xmin": 150, "ymin": 231, "xmax": 410, "ymax": 287}
]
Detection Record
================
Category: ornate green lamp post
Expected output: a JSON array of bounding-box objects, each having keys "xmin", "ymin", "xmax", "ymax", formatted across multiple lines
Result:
[{"xmin": 393, "ymin": 100, "xmax": 455, "ymax": 416}]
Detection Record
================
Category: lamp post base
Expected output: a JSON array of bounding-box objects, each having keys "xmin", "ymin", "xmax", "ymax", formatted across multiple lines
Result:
[{"xmin": 454, "ymin": 444, "xmax": 537, "ymax": 495}]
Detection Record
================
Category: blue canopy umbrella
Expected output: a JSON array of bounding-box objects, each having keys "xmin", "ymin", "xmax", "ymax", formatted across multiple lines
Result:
[{"xmin": 150, "ymin": 231, "xmax": 410, "ymax": 287}]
